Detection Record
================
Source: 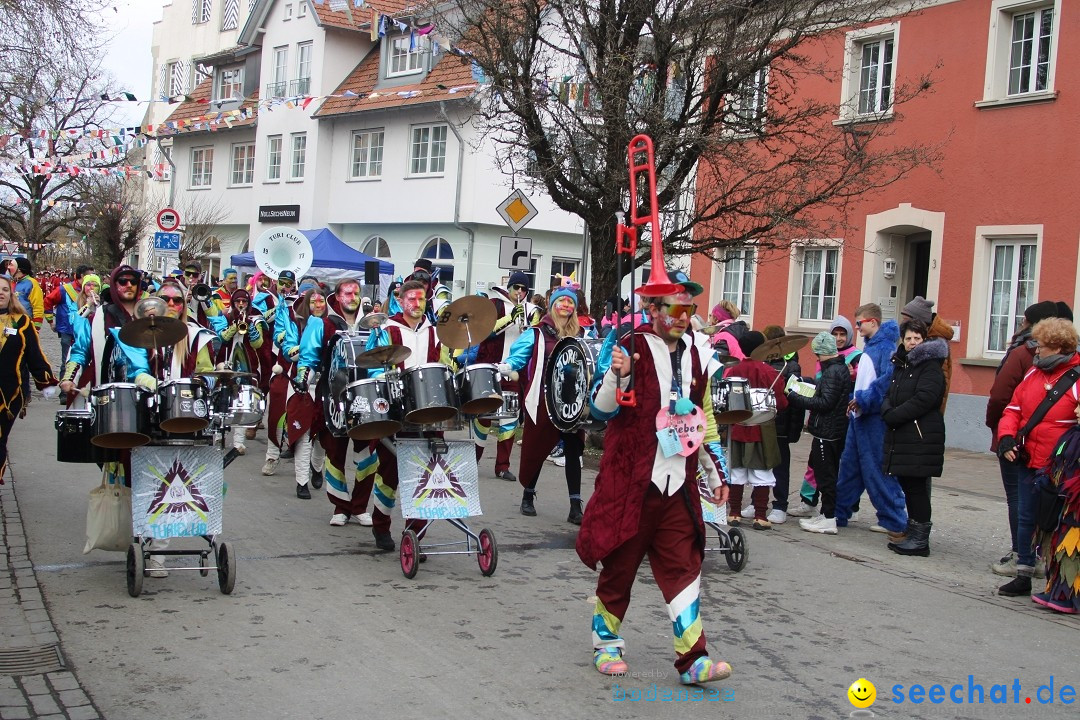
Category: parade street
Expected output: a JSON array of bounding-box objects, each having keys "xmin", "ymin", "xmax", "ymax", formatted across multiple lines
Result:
[{"xmin": 0, "ymin": 338, "xmax": 1076, "ymax": 720}]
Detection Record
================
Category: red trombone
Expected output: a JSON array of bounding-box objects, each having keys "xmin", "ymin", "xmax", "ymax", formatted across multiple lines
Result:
[{"xmin": 613, "ymin": 134, "xmax": 686, "ymax": 408}]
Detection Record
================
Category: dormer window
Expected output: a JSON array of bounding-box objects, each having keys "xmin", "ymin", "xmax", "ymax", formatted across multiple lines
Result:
[
  {"xmin": 388, "ymin": 35, "xmax": 425, "ymax": 77},
  {"xmin": 215, "ymin": 66, "xmax": 244, "ymax": 102}
]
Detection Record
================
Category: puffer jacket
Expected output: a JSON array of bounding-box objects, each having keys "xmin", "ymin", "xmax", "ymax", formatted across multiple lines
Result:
[
  {"xmin": 786, "ymin": 355, "xmax": 851, "ymax": 441},
  {"xmin": 881, "ymin": 338, "xmax": 948, "ymax": 477},
  {"xmin": 998, "ymin": 353, "xmax": 1080, "ymax": 470}
]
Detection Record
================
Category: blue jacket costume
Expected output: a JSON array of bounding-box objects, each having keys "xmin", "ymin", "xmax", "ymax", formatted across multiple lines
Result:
[{"xmin": 834, "ymin": 319, "xmax": 907, "ymax": 532}]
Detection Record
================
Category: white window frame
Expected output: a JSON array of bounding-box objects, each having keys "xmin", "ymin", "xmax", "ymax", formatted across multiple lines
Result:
[
  {"xmin": 550, "ymin": 258, "xmax": 580, "ymax": 290},
  {"xmin": 293, "ymin": 41, "xmax": 313, "ymax": 95},
  {"xmin": 269, "ymin": 46, "xmax": 288, "ymax": 97},
  {"xmin": 190, "ymin": 146, "xmax": 214, "ymax": 189},
  {"xmin": 230, "ymin": 142, "xmax": 255, "ymax": 186},
  {"xmin": 837, "ymin": 23, "xmax": 899, "ymax": 123},
  {"xmin": 726, "ymin": 67, "xmax": 769, "ymax": 136},
  {"xmin": 388, "ymin": 35, "xmax": 425, "ymax": 77},
  {"xmin": 421, "ymin": 236, "xmax": 455, "ymax": 282},
  {"xmin": 968, "ymin": 225, "xmax": 1043, "ymax": 359},
  {"xmin": 266, "ymin": 135, "xmax": 282, "ymax": 182},
  {"xmin": 297, "ymin": 0, "xmax": 306, "ymax": 18},
  {"xmin": 192, "ymin": 0, "xmax": 212, "ymax": 25},
  {"xmin": 715, "ymin": 246, "xmax": 756, "ymax": 321},
  {"xmin": 363, "ymin": 236, "xmax": 392, "ymax": 261},
  {"xmin": 408, "ymin": 124, "xmax": 448, "ymax": 176},
  {"xmin": 289, "ymin": 132, "xmax": 307, "ymax": 181},
  {"xmin": 283, "ymin": 3, "xmax": 293, "ymax": 21},
  {"xmin": 786, "ymin": 240, "xmax": 843, "ymax": 330},
  {"xmin": 215, "ymin": 66, "xmax": 244, "ymax": 102},
  {"xmin": 350, "ymin": 129, "xmax": 385, "ymax": 180},
  {"xmin": 978, "ymin": 0, "xmax": 1060, "ymax": 107}
]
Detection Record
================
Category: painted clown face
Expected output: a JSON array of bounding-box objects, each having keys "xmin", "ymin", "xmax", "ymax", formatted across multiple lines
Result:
[
  {"xmin": 402, "ymin": 288, "xmax": 426, "ymax": 321},
  {"xmin": 223, "ymin": 273, "xmax": 238, "ymax": 292},
  {"xmin": 651, "ymin": 292, "xmax": 694, "ymax": 344},
  {"xmin": 338, "ymin": 283, "xmax": 361, "ymax": 313},
  {"xmin": 551, "ymin": 296, "xmax": 575, "ymax": 318},
  {"xmin": 309, "ymin": 293, "xmax": 326, "ymax": 317}
]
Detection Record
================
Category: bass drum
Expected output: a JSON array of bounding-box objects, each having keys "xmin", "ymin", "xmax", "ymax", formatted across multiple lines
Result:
[
  {"xmin": 543, "ymin": 337, "xmax": 604, "ymax": 433},
  {"xmin": 55, "ymin": 409, "xmax": 99, "ymax": 463}
]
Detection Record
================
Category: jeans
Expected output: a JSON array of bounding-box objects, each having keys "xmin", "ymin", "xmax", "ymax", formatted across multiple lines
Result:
[
  {"xmin": 1016, "ymin": 464, "xmax": 1039, "ymax": 568},
  {"xmin": 997, "ymin": 455, "xmax": 1019, "ymax": 554},
  {"xmin": 772, "ymin": 439, "xmax": 791, "ymax": 511},
  {"xmin": 59, "ymin": 332, "xmax": 74, "ymax": 372}
]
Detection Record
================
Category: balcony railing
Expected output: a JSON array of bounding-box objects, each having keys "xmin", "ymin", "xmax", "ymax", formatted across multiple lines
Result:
[
  {"xmin": 289, "ymin": 77, "xmax": 311, "ymax": 96},
  {"xmin": 265, "ymin": 81, "xmax": 287, "ymax": 98}
]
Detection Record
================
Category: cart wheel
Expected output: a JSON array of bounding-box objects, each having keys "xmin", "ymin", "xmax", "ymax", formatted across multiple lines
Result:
[
  {"xmin": 199, "ymin": 553, "xmax": 210, "ymax": 577},
  {"xmin": 126, "ymin": 543, "xmax": 144, "ymax": 598},
  {"xmin": 217, "ymin": 542, "xmax": 237, "ymax": 594},
  {"xmin": 400, "ymin": 530, "xmax": 419, "ymax": 579},
  {"xmin": 725, "ymin": 528, "xmax": 748, "ymax": 572},
  {"xmin": 477, "ymin": 528, "xmax": 498, "ymax": 577}
]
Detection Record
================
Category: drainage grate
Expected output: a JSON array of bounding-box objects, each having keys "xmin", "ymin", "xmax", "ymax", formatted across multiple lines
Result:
[{"xmin": 0, "ymin": 645, "xmax": 65, "ymax": 676}]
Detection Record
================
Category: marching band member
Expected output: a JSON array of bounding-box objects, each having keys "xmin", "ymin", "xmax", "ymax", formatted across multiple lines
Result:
[
  {"xmin": 287, "ymin": 288, "xmax": 330, "ymax": 499},
  {"xmin": 473, "ymin": 271, "xmax": 540, "ymax": 482},
  {"xmin": 409, "ymin": 259, "xmax": 452, "ymax": 322},
  {"xmin": 262, "ymin": 270, "xmax": 299, "ymax": 476},
  {"xmin": 365, "ymin": 278, "xmax": 455, "ymax": 551},
  {"xmin": 60, "ymin": 265, "xmax": 146, "ymax": 488},
  {"xmin": 180, "ymin": 262, "xmax": 222, "ymax": 329},
  {"xmin": 580, "ymin": 285, "xmax": 732, "ymax": 685},
  {"xmin": 296, "ymin": 280, "xmax": 374, "ymax": 514},
  {"xmin": 213, "ymin": 268, "xmax": 239, "ymax": 314},
  {"xmin": 499, "ymin": 277, "xmax": 587, "ymax": 524},
  {"xmin": 215, "ymin": 289, "xmax": 268, "ymax": 456},
  {"xmin": 0, "ymin": 273, "xmax": 58, "ymax": 481}
]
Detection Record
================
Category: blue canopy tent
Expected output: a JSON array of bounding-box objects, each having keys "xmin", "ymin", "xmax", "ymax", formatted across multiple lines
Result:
[{"xmin": 230, "ymin": 228, "xmax": 394, "ymax": 298}]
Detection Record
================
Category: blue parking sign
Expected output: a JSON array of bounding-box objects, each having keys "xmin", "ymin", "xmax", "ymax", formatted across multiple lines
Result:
[{"xmin": 153, "ymin": 232, "xmax": 181, "ymax": 251}]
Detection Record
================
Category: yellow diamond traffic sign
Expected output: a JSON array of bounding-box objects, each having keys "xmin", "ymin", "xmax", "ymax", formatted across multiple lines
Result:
[{"xmin": 496, "ymin": 190, "xmax": 538, "ymax": 233}]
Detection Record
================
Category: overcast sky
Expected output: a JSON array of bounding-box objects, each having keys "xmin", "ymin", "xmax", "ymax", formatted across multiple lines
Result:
[{"xmin": 96, "ymin": 0, "xmax": 165, "ymax": 125}]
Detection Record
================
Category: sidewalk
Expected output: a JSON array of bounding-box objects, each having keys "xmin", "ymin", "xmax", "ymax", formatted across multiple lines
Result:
[{"xmin": 1, "ymin": 455, "xmax": 103, "ymax": 719}]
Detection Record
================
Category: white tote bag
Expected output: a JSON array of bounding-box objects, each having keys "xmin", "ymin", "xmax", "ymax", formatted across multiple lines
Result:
[{"xmin": 83, "ymin": 478, "xmax": 132, "ymax": 554}]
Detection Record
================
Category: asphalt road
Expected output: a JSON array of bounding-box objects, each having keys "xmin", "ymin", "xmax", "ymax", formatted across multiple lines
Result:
[{"xmin": 7, "ymin": 328, "xmax": 1079, "ymax": 719}]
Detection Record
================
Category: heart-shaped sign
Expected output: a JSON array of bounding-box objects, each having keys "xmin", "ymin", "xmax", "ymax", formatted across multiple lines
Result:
[{"xmin": 656, "ymin": 405, "xmax": 706, "ymax": 457}]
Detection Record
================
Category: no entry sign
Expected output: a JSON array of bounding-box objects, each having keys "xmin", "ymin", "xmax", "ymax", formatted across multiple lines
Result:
[{"xmin": 156, "ymin": 207, "xmax": 181, "ymax": 232}]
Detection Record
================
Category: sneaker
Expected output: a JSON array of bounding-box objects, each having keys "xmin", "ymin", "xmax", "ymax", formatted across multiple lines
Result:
[
  {"xmin": 548, "ymin": 446, "xmax": 565, "ymax": 460},
  {"xmin": 847, "ymin": 511, "xmax": 860, "ymax": 523},
  {"xmin": 679, "ymin": 656, "xmax": 732, "ymax": 685},
  {"xmin": 1032, "ymin": 591, "xmax": 1079, "ymax": 614},
  {"xmin": 869, "ymin": 524, "xmax": 889, "ymax": 534},
  {"xmin": 357, "ymin": 512, "xmax": 373, "ymax": 526},
  {"xmin": 740, "ymin": 505, "xmax": 755, "ymax": 519},
  {"xmin": 593, "ymin": 647, "xmax": 628, "ymax": 676},
  {"xmin": 296, "ymin": 483, "xmax": 311, "ymax": 499},
  {"xmin": 495, "ymin": 470, "xmax": 518, "ymax": 483},
  {"xmin": 752, "ymin": 519, "xmax": 771, "ymax": 531},
  {"xmin": 998, "ymin": 575, "xmax": 1032, "ymax": 597},
  {"xmin": 244, "ymin": 427, "xmax": 257, "ymax": 440},
  {"xmin": 330, "ymin": 513, "xmax": 348, "ymax": 526},
  {"xmin": 787, "ymin": 502, "xmax": 816, "ymax": 518},
  {"xmin": 799, "ymin": 515, "xmax": 838, "ymax": 535},
  {"xmin": 726, "ymin": 515, "xmax": 741, "ymax": 527},
  {"xmin": 147, "ymin": 556, "xmax": 168, "ymax": 578},
  {"xmin": 766, "ymin": 509, "xmax": 787, "ymax": 525},
  {"xmin": 552, "ymin": 456, "xmax": 566, "ymax": 467},
  {"xmin": 261, "ymin": 458, "xmax": 278, "ymax": 476},
  {"xmin": 233, "ymin": 444, "xmax": 246, "ymax": 456},
  {"xmin": 991, "ymin": 551, "xmax": 1018, "ymax": 577}
]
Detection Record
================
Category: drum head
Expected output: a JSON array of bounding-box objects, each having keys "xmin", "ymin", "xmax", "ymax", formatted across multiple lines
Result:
[
  {"xmin": 543, "ymin": 337, "xmax": 598, "ymax": 432},
  {"xmin": 91, "ymin": 432, "xmax": 151, "ymax": 449},
  {"xmin": 714, "ymin": 409, "xmax": 753, "ymax": 425},
  {"xmin": 461, "ymin": 394, "xmax": 504, "ymax": 416},
  {"xmin": 159, "ymin": 416, "xmax": 210, "ymax": 434},
  {"xmin": 347, "ymin": 419, "xmax": 403, "ymax": 441},
  {"xmin": 405, "ymin": 406, "xmax": 459, "ymax": 425}
]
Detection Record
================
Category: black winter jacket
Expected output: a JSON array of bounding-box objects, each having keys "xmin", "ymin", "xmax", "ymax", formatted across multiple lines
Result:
[
  {"xmin": 881, "ymin": 338, "xmax": 948, "ymax": 477},
  {"xmin": 786, "ymin": 355, "xmax": 851, "ymax": 441},
  {"xmin": 769, "ymin": 355, "xmax": 806, "ymax": 442}
]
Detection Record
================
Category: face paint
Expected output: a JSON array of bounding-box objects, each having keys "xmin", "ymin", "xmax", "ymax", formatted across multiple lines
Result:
[
  {"xmin": 652, "ymin": 292, "xmax": 693, "ymax": 343},
  {"xmin": 338, "ymin": 284, "xmax": 361, "ymax": 312},
  {"xmin": 224, "ymin": 274, "xmax": 238, "ymax": 291},
  {"xmin": 552, "ymin": 297, "xmax": 575, "ymax": 317},
  {"xmin": 402, "ymin": 289, "xmax": 426, "ymax": 319},
  {"xmin": 310, "ymin": 294, "xmax": 326, "ymax": 316}
]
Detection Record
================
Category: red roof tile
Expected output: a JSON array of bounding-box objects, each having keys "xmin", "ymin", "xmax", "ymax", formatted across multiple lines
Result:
[
  {"xmin": 155, "ymin": 80, "xmax": 260, "ymax": 137},
  {"xmin": 311, "ymin": 0, "xmax": 418, "ymax": 32},
  {"xmin": 316, "ymin": 47, "xmax": 477, "ymax": 116}
]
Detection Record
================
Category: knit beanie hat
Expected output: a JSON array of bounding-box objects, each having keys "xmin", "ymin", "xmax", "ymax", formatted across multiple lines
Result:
[
  {"xmin": 549, "ymin": 286, "xmax": 579, "ymax": 309},
  {"xmin": 1055, "ymin": 301, "xmax": 1073, "ymax": 322},
  {"xmin": 1024, "ymin": 300, "xmax": 1058, "ymax": 325},
  {"xmin": 811, "ymin": 331, "xmax": 838, "ymax": 356},
  {"xmin": 80, "ymin": 273, "xmax": 102, "ymax": 289},
  {"xmin": 901, "ymin": 296, "xmax": 934, "ymax": 325},
  {"xmin": 738, "ymin": 330, "xmax": 765, "ymax": 357}
]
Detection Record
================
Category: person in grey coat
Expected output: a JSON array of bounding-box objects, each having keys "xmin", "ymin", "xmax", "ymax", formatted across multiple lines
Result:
[{"xmin": 881, "ymin": 319, "xmax": 948, "ymax": 556}]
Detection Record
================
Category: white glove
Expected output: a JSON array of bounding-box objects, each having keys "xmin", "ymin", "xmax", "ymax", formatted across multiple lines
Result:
[
  {"xmin": 498, "ymin": 362, "xmax": 512, "ymax": 377},
  {"xmin": 134, "ymin": 373, "xmax": 158, "ymax": 392}
]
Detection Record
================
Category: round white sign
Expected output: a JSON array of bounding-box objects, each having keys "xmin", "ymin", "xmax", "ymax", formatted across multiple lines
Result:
[{"xmin": 252, "ymin": 226, "xmax": 312, "ymax": 279}]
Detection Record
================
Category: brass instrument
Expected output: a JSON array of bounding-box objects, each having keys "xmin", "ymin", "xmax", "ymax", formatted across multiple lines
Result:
[
  {"xmin": 237, "ymin": 319, "xmax": 248, "ymax": 336},
  {"xmin": 191, "ymin": 283, "xmax": 214, "ymax": 306}
]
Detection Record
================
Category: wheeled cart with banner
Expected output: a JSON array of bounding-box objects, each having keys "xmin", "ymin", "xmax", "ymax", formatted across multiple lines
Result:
[
  {"xmin": 393, "ymin": 438, "xmax": 498, "ymax": 579},
  {"xmin": 696, "ymin": 463, "xmax": 748, "ymax": 572},
  {"xmin": 126, "ymin": 444, "xmax": 236, "ymax": 597}
]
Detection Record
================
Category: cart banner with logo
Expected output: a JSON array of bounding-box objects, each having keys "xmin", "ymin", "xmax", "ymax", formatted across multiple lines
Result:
[
  {"xmin": 131, "ymin": 446, "xmax": 225, "ymax": 539},
  {"xmin": 697, "ymin": 463, "xmax": 724, "ymax": 524},
  {"xmin": 396, "ymin": 440, "xmax": 482, "ymax": 520}
]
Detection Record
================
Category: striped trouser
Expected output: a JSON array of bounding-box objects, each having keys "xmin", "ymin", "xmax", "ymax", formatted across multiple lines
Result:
[
  {"xmin": 592, "ymin": 485, "xmax": 709, "ymax": 674},
  {"xmin": 318, "ymin": 431, "xmax": 377, "ymax": 517},
  {"xmin": 471, "ymin": 415, "xmax": 517, "ymax": 473}
]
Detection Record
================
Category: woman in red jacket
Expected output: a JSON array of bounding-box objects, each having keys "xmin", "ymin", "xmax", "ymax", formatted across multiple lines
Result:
[{"xmin": 996, "ymin": 318, "xmax": 1080, "ymax": 598}]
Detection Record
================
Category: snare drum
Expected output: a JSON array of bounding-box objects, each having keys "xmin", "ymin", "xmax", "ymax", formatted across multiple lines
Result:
[
  {"xmin": 55, "ymin": 409, "xmax": 98, "ymax": 463},
  {"xmin": 344, "ymin": 378, "xmax": 402, "ymax": 441},
  {"xmin": 229, "ymin": 384, "xmax": 266, "ymax": 427},
  {"xmin": 712, "ymin": 377, "xmax": 753, "ymax": 425},
  {"xmin": 456, "ymin": 364, "xmax": 503, "ymax": 416},
  {"xmin": 157, "ymin": 378, "xmax": 210, "ymax": 434},
  {"xmin": 329, "ymin": 332, "xmax": 371, "ymax": 402},
  {"xmin": 740, "ymin": 387, "xmax": 777, "ymax": 426},
  {"xmin": 91, "ymin": 383, "xmax": 151, "ymax": 449},
  {"xmin": 401, "ymin": 363, "xmax": 458, "ymax": 425},
  {"xmin": 481, "ymin": 391, "xmax": 520, "ymax": 422}
]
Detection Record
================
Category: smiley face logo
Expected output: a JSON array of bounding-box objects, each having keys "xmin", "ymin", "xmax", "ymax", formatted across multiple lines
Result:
[{"xmin": 847, "ymin": 678, "xmax": 876, "ymax": 708}]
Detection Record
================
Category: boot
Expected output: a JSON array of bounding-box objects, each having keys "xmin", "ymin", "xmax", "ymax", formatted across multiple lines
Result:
[
  {"xmin": 998, "ymin": 566, "xmax": 1034, "ymax": 596},
  {"xmin": 310, "ymin": 465, "xmax": 324, "ymax": 490},
  {"xmin": 726, "ymin": 484, "xmax": 745, "ymax": 525},
  {"xmin": 889, "ymin": 520, "xmax": 931, "ymax": 556},
  {"xmin": 521, "ymin": 489, "xmax": 537, "ymax": 516},
  {"xmin": 567, "ymin": 498, "xmax": 583, "ymax": 525}
]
